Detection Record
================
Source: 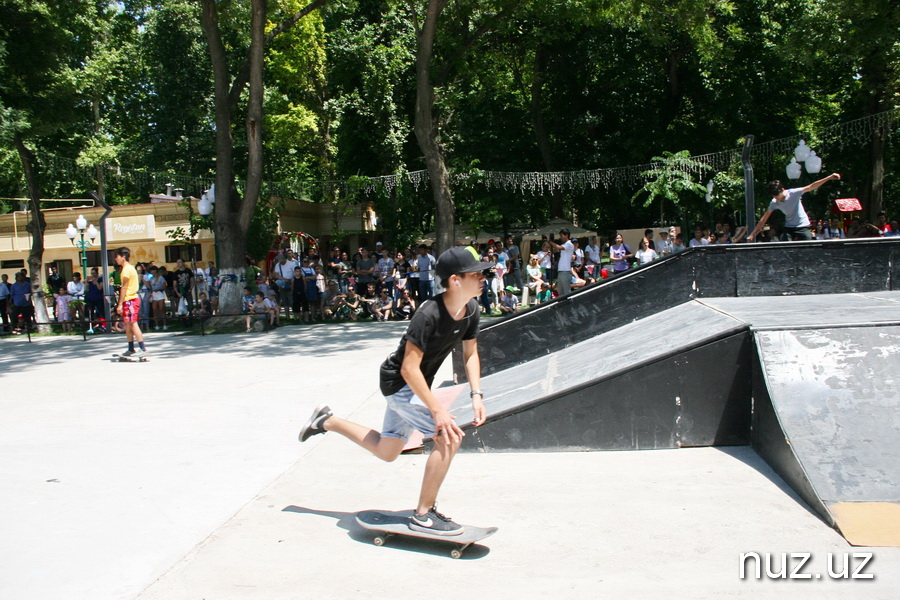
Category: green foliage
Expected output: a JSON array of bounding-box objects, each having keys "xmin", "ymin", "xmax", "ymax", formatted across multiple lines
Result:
[
  {"xmin": 246, "ymin": 199, "xmax": 282, "ymax": 261},
  {"xmin": 326, "ymin": 2, "xmax": 417, "ymax": 179},
  {"xmin": 266, "ymin": 0, "xmax": 330, "ymax": 183},
  {"xmin": 0, "ymin": 0, "xmax": 896, "ymax": 239},
  {"xmin": 632, "ymin": 151, "xmax": 710, "ymax": 225}
]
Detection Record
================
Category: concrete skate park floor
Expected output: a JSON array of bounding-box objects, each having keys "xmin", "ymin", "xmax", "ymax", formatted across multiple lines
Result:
[{"xmin": 1, "ymin": 324, "xmax": 897, "ymax": 599}]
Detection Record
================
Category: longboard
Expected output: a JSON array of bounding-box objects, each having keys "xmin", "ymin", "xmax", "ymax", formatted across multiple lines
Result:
[{"xmin": 355, "ymin": 509, "xmax": 497, "ymax": 559}]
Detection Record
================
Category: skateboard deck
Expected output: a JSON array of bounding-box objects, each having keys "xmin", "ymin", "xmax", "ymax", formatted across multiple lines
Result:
[
  {"xmin": 355, "ymin": 510, "xmax": 497, "ymax": 559},
  {"xmin": 111, "ymin": 353, "xmax": 150, "ymax": 363}
]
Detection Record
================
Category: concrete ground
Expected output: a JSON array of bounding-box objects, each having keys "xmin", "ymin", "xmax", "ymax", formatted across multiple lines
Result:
[{"xmin": 1, "ymin": 323, "xmax": 897, "ymax": 600}]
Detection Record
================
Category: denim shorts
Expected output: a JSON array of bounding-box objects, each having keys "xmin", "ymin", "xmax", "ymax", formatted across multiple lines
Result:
[{"xmin": 382, "ymin": 385, "xmax": 435, "ymax": 441}]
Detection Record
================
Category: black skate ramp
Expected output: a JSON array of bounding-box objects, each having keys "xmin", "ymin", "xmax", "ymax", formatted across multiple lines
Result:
[
  {"xmin": 447, "ymin": 300, "xmax": 754, "ymax": 450},
  {"xmin": 439, "ymin": 290, "xmax": 900, "ymax": 545},
  {"xmin": 752, "ymin": 325, "xmax": 900, "ymax": 547}
]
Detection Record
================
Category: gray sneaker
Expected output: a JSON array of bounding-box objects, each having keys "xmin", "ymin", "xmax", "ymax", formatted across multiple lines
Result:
[
  {"xmin": 120, "ymin": 349, "xmax": 135, "ymax": 358},
  {"xmin": 298, "ymin": 404, "xmax": 333, "ymax": 442},
  {"xmin": 409, "ymin": 507, "xmax": 464, "ymax": 536}
]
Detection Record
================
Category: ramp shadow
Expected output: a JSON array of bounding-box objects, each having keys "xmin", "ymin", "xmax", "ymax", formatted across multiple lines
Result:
[
  {"xmin": 282, "ymin": 506, "xmax": 492, "ymax": 559},
  {"xmin": 713, "ymin": 446, "xmax": 824, "ymax": 523}
]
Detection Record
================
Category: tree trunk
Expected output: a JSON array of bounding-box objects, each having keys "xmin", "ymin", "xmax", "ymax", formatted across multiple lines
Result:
[
  {"xmin": 201, "ymin": 0, "xmax": 322, "ymax": 316},
  {"xmin": 528, "ymin": 43, "xmax": 564, "ymax": 218},
  {"xmin": 866, "ymin": 125, "xmax": 885, "ymax": 221},
  {"xmin": 414, "ymin": 0, "xmax": 455, "ymax": 254},
  {"xmin": 244, "ymin": 0, "xmax": 266, "ymax": 234},
  {"xmin": 13, "ymin": 134, "xmax": 51, "ymax": 333},
  {"xmin": 201, "ymin": 0, "xmax": 253, "ymax": 316}
]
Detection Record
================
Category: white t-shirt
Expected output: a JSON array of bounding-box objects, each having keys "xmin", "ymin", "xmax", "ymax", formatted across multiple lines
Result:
[
  {"xmin": 573, "ymin": 248, "xmax": 584, "ymax": 267},
  {"xmin": 67, "ymin": 281, "xmax": 85, "ymax": 298},
  {"xmin": 585, "ymin": 244, "xmax": 601, "ymax": 264},
  {"xmin": 636, "ymin": 249, "xmax": 658, "ymax": 265},
  {"xmin": 417, "ymin": 253, "xmax": 436, "ymax": 282},
  {"xmin": 537, "ymin": 251, "xmax": 551, "ymax": 270},
  {"xmin": 558, "ymin": 240, "xmax": 574, "ymax": 271},
  {"xmin": 194, "ymin": 267, "xmax": 207, "ymax": 285},
  {"xmin": 768, "ymin": 188, "xmax": 810, "ymax": 228},
  {"xmin": 274, "ymin": 260, "xmax": 298, "ymax": 280}
]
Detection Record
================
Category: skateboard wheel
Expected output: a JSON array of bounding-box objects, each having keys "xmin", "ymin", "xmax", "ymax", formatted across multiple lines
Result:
[
  {"xmin": 450, "ymin": 548, "xmax": 463, "ymax": 559},
  {"xmin": 373, "ymin": 536, "xmax": 385, "ymax": 547}
]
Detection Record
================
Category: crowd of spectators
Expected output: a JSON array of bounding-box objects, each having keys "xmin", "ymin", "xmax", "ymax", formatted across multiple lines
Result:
[{"xmin": 1, "ymin": 210, "xmax": 897, "ymax": 335}]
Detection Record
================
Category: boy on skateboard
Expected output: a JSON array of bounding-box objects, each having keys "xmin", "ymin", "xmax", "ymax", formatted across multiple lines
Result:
[
  {"xmin": 115, "ymin": 247, "xmax": 147, "ymax": 359},
  {"xmin": 299, "ymin": 246, "xmax": 492, "ymax": 536}
]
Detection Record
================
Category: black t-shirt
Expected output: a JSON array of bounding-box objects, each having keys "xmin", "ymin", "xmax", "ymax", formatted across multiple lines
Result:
[
  {"xmin": 174, "ymin": 267, "xmax": 193, "ymax": 291},
  {"xmin": 379, "ymin": 294, "xmax": 480, "ymax": 396},
  {"xmin": 48, "ymin": 274, "xmax": 65, "ymax": 292}
]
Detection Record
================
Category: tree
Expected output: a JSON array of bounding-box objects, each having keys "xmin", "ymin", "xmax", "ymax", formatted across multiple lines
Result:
[
  {"xmin": 797, "ymin": 0, "xmax": 899, "ymax": 219},
  {"xmin": 412, "ymin": 0, "xmax": 456, "ymax": 252},
  {"xmin": 0, "ymin": 0, "xmax": 96, "ymax": 332},
  {"xmin": 410, "ymin": 0, "xmax": 518, "ymax": 252},
  {"xmin": 198, "ymin": 0, "xmax": 326, "ymax": 315},
  {"xmin": 632, "ymin": 151, "xmax": 711, "ymax": 227}
]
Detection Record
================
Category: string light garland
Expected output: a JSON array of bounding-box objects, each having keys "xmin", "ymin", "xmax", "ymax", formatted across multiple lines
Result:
[{"xmin": 33, "ymin": 108, "xmax": 898, "ymax": 200}]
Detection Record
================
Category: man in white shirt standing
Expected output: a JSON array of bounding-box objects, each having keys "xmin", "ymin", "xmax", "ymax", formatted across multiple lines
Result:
[
  {"xmin": 548, "ymin": 228, "xmax": 574, "ymax": 296},
  {"xmin": 272, "ymin": 251, "xmax": 298, "ymax": 318},
  {"xmin": 656, "ymin": 230, "xmax": 674, "ymax": 257},
  {"xmin": 416, "ymin": 244, "xmax": 437, "ymax": 301}
]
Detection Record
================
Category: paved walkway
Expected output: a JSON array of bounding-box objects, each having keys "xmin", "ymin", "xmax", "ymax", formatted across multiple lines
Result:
[{"xmin": 1, "ymin": 324, "xmax": 897, "ymax": 599}]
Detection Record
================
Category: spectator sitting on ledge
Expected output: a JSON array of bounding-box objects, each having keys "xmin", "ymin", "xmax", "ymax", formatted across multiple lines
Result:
[
  {"xmin": 498, "ymin": 286, "xmax": 519, "ymax": 314},
  {"xmin": 246, "ymin": 292, "xmax": 271, "ymax": 332}
]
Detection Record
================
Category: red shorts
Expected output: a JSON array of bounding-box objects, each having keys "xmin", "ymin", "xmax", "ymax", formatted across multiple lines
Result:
[{"xmin": 122, "ymin": 298, "xmax": 141, "ymax": 323}]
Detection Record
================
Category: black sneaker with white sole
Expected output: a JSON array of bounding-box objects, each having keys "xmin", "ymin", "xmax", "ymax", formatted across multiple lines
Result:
[
  {"xmin": 298, "ymin": 404, "xmax": 333, "ymax": 442},
  {"xmin": 409, "ymin": 507, "xmax": 464, "ymax": 536}
]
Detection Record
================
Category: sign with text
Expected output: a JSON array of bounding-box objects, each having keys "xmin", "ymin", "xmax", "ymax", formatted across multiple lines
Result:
[{"xmin": 105, "ymin": 216, "xmax": 156, "ymax": 242}]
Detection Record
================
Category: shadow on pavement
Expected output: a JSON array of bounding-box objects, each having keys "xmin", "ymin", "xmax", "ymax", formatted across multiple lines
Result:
[
  {"xmin": 282, "ymin": 505, "xmax": 492, "ymax": 559},
  {"xmin": 713, "ymin": 446, "xmax": 823, "ymax": 523},
  {"xmin": 0, "ymin": 321, "xmax": 408, "ymax": 376}
]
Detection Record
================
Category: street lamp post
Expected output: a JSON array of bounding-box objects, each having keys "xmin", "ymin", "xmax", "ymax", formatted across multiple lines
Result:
[
  {"xmin": 197, "ymin": 187, "xmax": 221, "ymax": 315},
  {"xmin": 198, "ymin": 186, "xmax": 218, "ymax": 269},
  {"xmin": 66, "ymin": 215, "xmax": 98, "ymax": 334}
]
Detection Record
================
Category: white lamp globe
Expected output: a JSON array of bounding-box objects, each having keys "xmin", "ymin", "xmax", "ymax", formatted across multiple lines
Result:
[
  {"xmin": 66, "ymin": 224, "xmax": 77, "ymax": 240},
  {"xmin": 86, "ymin": 224, "xmax": 99, "ymax": 240},
  {"xmin": 198, "ymin": 195, "xmax": 213, "ymax": 217},
  {"xmin": 805, "ymin": 151, "xmax": 822, "ymax": 174},
  {"xmin": 786, "ymin": 158, "xmax": 802, "ymax": 180},
  {"xmin": 76, "ymin": 214, "xmax": 88, "ymax": 231},
  {"xmin": 794, "ymin": 140, "xmax": 811, "ymax": 162}
]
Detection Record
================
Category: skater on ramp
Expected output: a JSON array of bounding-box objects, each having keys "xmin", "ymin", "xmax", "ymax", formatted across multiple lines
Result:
[{"xmin": 748, "ymin": 173, "xmax": 841, "ymax": 242}]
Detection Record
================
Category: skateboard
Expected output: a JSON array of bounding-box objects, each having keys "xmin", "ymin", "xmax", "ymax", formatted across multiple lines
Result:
[
  {"xmin": 111, "ymin": 352, "xmax": 150, "ymax": 363},
  {"xmin": 355, "ymin": 509, "xmax": 497, "ymax": 559}
]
